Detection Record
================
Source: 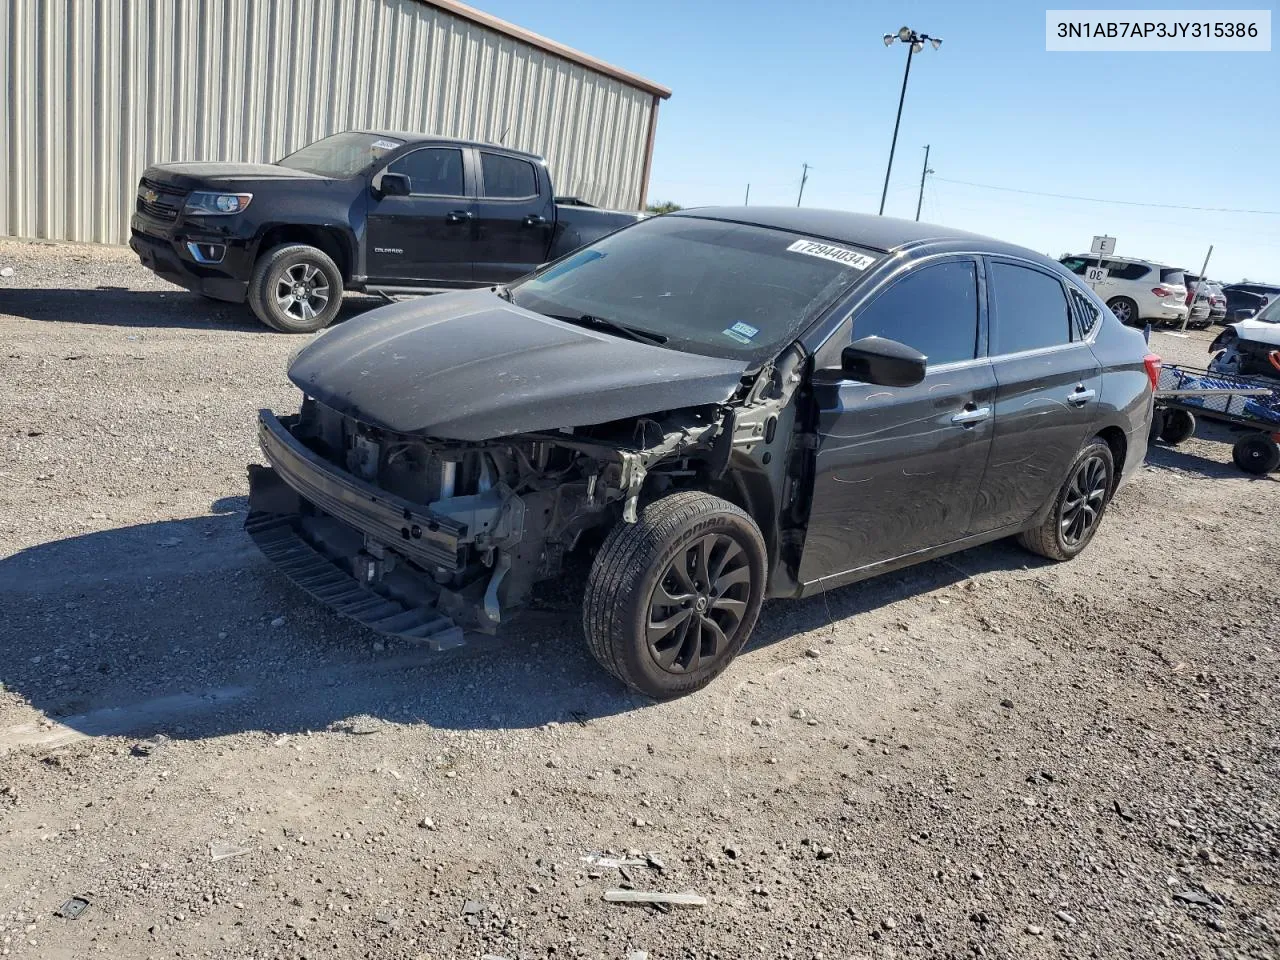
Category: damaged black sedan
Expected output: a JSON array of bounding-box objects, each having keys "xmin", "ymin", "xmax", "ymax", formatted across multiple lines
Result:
[{"xmin": 248, "ymin": 209, "xmax": 1155, "ymax": 698}]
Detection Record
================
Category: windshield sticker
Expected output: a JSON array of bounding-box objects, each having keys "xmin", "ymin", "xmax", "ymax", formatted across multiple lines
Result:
[
  {"xmin": 722, "ymin": 321, "xmax": 759, "ymax": 345},
  {"xmin": 371, "ymin": 139, "xmax": 402, "ymax": 150},
  {"xmin": 786, "ymin": 239, "xmax": 876, "ymax": 270},
  {"xmin": 535, "ymin": 249, "xmax": 606, "ymax": 283}
]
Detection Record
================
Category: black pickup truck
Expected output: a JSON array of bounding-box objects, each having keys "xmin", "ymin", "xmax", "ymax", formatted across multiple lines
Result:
[{"xmin": 130, "ymin": 131, "xmax": 643, "ymax": 332}]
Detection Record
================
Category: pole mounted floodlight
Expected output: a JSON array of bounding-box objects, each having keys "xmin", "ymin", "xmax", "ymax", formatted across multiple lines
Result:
[{"xmin": 878, "ymin": 26, "xmax": 944, "ymax": 216}]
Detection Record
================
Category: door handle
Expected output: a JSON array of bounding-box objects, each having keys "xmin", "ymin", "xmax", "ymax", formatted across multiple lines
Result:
[
  {"xmin": 1067, "ymin": 387, "xmax": 1097, "ymax": 406},
  {"xmin": 951, "ymin": 405, "xmax": 991, "ymax": 426},
  {"xmin": 445, "ymin": 210, "xmax": 473, "ymax": 223},
  {"xmin": 522, "ymin": 214, "xmax": 548, "ymax": 227}
]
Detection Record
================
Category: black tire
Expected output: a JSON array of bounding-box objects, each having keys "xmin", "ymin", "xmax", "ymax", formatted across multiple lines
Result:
[
  {"xmin": 247, "ymin": 243, "xmax": 343, "ymax": 333},
  {"xmin": 1148, "ymin": 409, "xmax": 1166, "ymax": 444},
  {"xmin": 1107, "ymin": 297, "xmax": 1140, "ymax": 326},
  {"xmin": 583, "ymin": 491, "xmax": 767, "ymax": 700},
  {"xmin": 1017, "ymin": 438, "xmax": 1115, "ymax": 562},
  {"xmin": 1159, "ymin": 409, "xmax": 1196, "ymax": 445},
  {"xmin": 1232, "ymin": 434, "xmax": 1280, "ymax": 476}
]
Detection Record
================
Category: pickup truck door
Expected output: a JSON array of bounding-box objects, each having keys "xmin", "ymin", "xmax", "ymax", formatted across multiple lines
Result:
[
  {"xmin": 365, "ymin": 145, "xmax": 476, "ymax": 285},
  {"xmin": 471, "ymin": 150, "xmax": 555, "ymax": 283},
  {"xmin": 798, "ymin": 258, "xmax": 997, "ymax": 585}
]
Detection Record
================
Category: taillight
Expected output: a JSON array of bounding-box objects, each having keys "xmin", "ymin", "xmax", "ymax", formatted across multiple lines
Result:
[
  {"xmin": 1143, "ymin": 353, "xmax": 1162, "ymax": 392},
  {"xmin": 1152, "ymin": 287, "xmax": 1170, "ymax": 297}
]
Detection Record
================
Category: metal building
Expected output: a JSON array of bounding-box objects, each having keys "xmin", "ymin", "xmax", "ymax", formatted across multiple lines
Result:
[{"xmin": 0, "ymin": 0, "xmax": 670, "ymax": 244}]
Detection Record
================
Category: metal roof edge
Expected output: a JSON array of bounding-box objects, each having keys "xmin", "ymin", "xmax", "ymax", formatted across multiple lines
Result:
[{"xmin": 420, "ymin": 0, "xmax": 672, "ymax": 99}]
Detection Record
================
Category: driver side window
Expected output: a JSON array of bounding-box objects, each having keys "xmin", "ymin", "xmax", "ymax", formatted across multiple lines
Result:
[{"xmin": 853, "ymin": 260, "xmax": 979, "ymax": 366}]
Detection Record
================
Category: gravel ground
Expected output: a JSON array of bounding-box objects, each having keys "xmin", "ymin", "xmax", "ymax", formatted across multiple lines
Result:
[{"xmin": 1, "ymin": 238, "xmax": 1277, "ymax": 960}]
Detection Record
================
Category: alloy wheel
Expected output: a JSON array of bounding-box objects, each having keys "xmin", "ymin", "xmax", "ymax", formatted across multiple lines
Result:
[
  {"xmin": 275, "ymin": 263, "xmax": 330, "ymax": 322},
  {"xmin": 646, "ymin": 533, "xmax": 752, "ymax": 674},
  {"xmin": 1060, "ymin": 455, "xmax": 1108, "ymax": 546},
  {"xmin": 1110, "ymin": 300, "xmax": 1132, "ymax": 323}
]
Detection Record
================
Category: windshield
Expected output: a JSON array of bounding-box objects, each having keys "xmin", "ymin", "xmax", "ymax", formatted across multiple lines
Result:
[
  {"xmin": 509, "ymin": 216, "xmax": 880, "ymax": 361},
  {"xmin": 1255, "ymin": 296, "xmax": 1280, "ymax": 323},
  {"xmin": 277, "ymin": 132, "xmax": 404, "ymax": 178}
]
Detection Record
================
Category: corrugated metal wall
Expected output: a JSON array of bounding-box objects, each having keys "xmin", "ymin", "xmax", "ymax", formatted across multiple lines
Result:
[{"xmin": 0, "ymin": 0, "xmax": 656, "ymax": 244}]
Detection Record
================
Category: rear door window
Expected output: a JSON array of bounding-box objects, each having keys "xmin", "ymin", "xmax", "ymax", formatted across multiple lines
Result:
[
  {"xmin": 852, "ymin": 260, "xmax": 979, "ymax": 366},
  {"xmin": 481, "ymin": 153, "xmax": 539, "ymax": 199},
  {"xmin": 1105, "ymin": 260, "xmax": 1149, "ymax": 281},
  {"xmin": 387, "ymin": 147, "xmax": 465, "ymax": 196},
  {"xmin": 988, "ymin": 261, "xmax": 1072, "ymax": 355}
]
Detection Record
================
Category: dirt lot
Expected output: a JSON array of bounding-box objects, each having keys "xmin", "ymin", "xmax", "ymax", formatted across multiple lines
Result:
[{"xmin": 1, "ymin": 238, "xmax": 1277, "ymax": 960}]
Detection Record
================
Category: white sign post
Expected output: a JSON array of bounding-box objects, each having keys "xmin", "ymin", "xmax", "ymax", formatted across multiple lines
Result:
[{"xmin": 1088, "ymin": 235, "xmax": 1116, "ymax": 290}]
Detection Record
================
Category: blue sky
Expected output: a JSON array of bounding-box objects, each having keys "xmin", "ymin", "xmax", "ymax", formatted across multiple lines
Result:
[{"xmin": 477, "ymin": 0, "xmax": 1279, "ymax": 283}]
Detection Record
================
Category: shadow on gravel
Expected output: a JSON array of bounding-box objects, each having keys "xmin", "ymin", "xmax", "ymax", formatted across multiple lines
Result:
[
  {"xmin": 1, "ymin": 508, "xmax": 1045, "ymax": 749},
  {"xmin": 1146, "ymin": 428, "xmax": 1278, "ymax": 482},
  {"xmin": 1, "ymin": 286, "xmax": 382, "ymax": 331}
]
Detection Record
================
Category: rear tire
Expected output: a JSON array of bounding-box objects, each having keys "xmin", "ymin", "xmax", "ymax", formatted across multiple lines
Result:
[
  {"xmin": 247, "ymin": 243, "xmax": 343, "ymax": 333},
  {"xmin": 1107, "ymin": 297, "xmax": 1139, "ymax": 326},
  {"xmin": 1159, "ymin": 409, "xmax": 1196, "ymax": 445},
  {"xmin": 1232, "ymin": 435, "xmax": 1280, "ymax": 475},
  {"xmin": 1017, "ymin": 438, "xmax": 1115, "ymax": 562},
  {"xmin": 583, "ymin": 492, "xmax": 767, "ymax": 700}
]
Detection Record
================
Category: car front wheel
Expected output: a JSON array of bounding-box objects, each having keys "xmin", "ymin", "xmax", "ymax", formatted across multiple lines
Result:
[
  {"xmin": 1106, "ymin": 297, "xmax": 1139, "ymax": 326},
  {"xmin": 583, "ymin": 491, "xmax": 767, "ymax": 699},
  {"xmin": 1017, "ymin": 438, "xmax": 1115, "ymax": 561},
  {"xmin": 247, "ymin": 243, "xmax": 344, "ymax": 333}
]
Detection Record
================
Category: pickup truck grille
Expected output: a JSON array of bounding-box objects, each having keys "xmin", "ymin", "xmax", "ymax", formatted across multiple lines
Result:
[{"xmin": 136, "ymin": 177, "xmax": 187, "ymax": 222}]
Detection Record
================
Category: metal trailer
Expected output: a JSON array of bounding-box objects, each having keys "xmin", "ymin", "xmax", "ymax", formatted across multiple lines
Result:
[{"xmin": 1151, "ymin": 364, "xmax": 1280, "ymax": 475}]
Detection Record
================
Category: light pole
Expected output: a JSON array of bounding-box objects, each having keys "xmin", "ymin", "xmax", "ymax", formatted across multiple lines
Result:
[
  {"xmin": 878, "ymin": 26, "xmax": 942, "ymax": 217},
  {"xmin": 915, "ymin": 144, "xmax": 934, "ymax": 222}
]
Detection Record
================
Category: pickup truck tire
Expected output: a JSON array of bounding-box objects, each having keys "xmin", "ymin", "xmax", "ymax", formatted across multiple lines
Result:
[
  {"xmin": 248, "ymin": 243, "xmax": 343, "ymax": 333},
  {"xmin": 583, "ymin": 491, "xmax": 766, "ymax": 700},
  {"xmin": 1017, "ymin": 437, "xmax": 1114, "ymax": 561}
]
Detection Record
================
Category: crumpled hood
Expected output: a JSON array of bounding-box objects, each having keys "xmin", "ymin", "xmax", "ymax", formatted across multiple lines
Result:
[
  {"xmin": 143, "ymin": 162, "xmax": 326, "ymax": 189},
  {"xmin": 287, "ymin": 291, "xmax": 750, "ymax": 441},
  {"xmin": 1229, "ymin": 318, "xmax": 1280, "ymax": 348}
]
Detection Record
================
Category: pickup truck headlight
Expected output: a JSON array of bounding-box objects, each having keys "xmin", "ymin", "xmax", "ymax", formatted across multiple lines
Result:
[{"xmin": 184, "ymin": 192, "xmax": 253, "ymax": 215}]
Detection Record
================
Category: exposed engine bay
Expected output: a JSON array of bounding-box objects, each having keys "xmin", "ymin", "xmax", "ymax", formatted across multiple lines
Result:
[{"xmin": 246, "ymin": 348, "xmax": 808, "ymax": 649}]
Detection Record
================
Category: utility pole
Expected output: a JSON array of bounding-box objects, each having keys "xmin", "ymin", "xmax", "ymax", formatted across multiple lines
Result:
[
  {"xmin": 1179, "ymin": 244, "xmax": 1214, "ymax": 332},
  {"xmin": 878, "ymin": 27, "xmax": 943, "ymax": 216},
  {"xmin": 914, "ymin": 144, "xmax": 933, "ymax": 221},
  {"xmin": 797, "ymin": 164, "xmax": 810, "ymax": 207},
  {"xmin": 744, "ymin": 183, "xmax": 750, "ymax": 206}
]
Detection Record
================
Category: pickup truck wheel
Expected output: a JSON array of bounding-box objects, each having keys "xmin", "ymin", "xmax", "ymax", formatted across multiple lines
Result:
[
  {"xmin": 248, "ymin": 244, "xmax": 343, "ymax": 333},
  {"xmin": 583, "ymin": 492, "xmax": 766, "ymax": 700},
  {"xmin": 1017, "ymin": 438, "xmax": 1114, "ymax": 561}
]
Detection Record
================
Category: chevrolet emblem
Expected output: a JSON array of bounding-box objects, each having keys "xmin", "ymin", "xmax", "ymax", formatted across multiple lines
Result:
[{"xmin": 141, "ymin": 188, "xmax": 159, "ymax": 203}]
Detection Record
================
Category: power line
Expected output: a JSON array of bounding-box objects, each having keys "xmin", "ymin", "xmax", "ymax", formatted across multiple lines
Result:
[{"xmin": 932, "ymin": 176, "xmax": 1280, "ymax": 216}]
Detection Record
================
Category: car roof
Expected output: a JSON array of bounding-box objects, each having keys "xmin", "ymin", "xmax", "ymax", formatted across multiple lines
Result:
[
  {"xmin": 354, "ymin": 130, "xmax": 545, "ymax": 162},
  {"xmin": 668, "ymin": 206, "xmax": 1053, "ymax": 260},
  {"xmin": 1064, "ymin": 253, "xmax": 1177, "ymax": 268}
]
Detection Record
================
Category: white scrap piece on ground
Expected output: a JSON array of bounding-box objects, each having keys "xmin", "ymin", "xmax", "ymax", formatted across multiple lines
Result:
[{"xmin": 603, "ymin": 889, "xmax": 707, "ymax": 907}]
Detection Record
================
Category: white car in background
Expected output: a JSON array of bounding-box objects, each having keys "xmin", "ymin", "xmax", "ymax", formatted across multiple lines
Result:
[{"xmin": 1060, "ymin": 254, "xmax": 1189, "ymax": 327}]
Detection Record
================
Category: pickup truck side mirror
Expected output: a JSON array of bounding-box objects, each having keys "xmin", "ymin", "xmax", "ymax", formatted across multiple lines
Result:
[
  {"xmin": 377, "ymin": 172, "xmax": 412, "ymax": 198},
  {"xmin": 1238, "ymin": 308, "xmax": 1257, "ymax": 319},
  {"xmin": 838, "ymin": 336, "xmax": 928, "ymax": 387}
]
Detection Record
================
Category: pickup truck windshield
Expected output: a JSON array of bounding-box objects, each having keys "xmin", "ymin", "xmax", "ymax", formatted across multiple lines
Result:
[
  {"xmin": 276, "ymin": 132, "xmax": 404, "ymax": 178},
  {"xmin": 510, "ymin": 216, "xmax": 879, "ymax": 361}
]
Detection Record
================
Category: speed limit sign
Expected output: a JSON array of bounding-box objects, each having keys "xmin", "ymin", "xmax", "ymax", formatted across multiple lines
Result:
[{"xmin": 1085, "ymin": 265, "xmax": 1108, "ymax": 283}]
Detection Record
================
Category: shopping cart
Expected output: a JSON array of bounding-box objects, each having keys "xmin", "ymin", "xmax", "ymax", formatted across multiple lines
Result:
[{"xmin": 1152, "ymin": 365, "xmax": 1280, "ymax": 475}]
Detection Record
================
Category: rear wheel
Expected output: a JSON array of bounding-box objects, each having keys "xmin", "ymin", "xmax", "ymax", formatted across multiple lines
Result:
[
  {"xmin": 583, "ymin": 492, "xmax": 767, "ymax": 700},
  {"xmin": 1232, "ymin": 434, "xmax": 1280, "ymax": 475},
  {"xmin": 1107, "ymin": 297, "xmax": 1139, "ymax": 326},
  {"xmin": 1159, "ymin": 409, "xmax": 1196, "ymax": 445},
  {"xmin": 247, "ymin": 243, "xmax": 343, "ymax": 333},
  {"xmin": 1017, "ymin": 438, "xmax": 1115, "ymax": 561}
]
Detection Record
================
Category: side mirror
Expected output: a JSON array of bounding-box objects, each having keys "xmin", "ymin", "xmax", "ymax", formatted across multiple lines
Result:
[
  {"xmin": 1239, "ymin": 308, "xmax": 1257, "ymax": 319},
  {"xmin": 839, "ymin": 336, "xmax": 928, "ymax": 387},
  {"xmin": 377, "ymin": 172, "xmax": 411, "ymax": 197}
]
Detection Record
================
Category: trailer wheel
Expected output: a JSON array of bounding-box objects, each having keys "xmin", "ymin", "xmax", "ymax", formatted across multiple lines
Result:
[
  {"xmin": 1159, "ymin": 409, "xmax": 1196, "ymax": 445},
  {"xmin": 1232, "ymin": 434, "xmax": 1280, "ymax": 476},
  {"xmin": 583, "ymin": 491, "xmax": 767, "ymax": 700}
]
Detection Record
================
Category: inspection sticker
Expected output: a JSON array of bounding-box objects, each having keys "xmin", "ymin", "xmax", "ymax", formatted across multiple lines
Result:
[
  {"xmin": 722, "ymin": 321, "xmax": 759, "ymax": 344},
  {"xmin": 786, "ymin": 239, "xmax": 875, "ymax": 270},
  {"xmin": 371, "ymin": 139, "xmax": 403, "ymax": 150}
]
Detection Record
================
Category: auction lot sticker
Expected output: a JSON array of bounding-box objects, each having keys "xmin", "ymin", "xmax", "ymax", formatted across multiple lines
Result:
[
  {"xmin": 787, "ymin": 239, "xmax": 876, "ymax": 270},
  {"xmin": 1046, "ymin": 10, "xmax": 1271, "ymax": 50}
]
